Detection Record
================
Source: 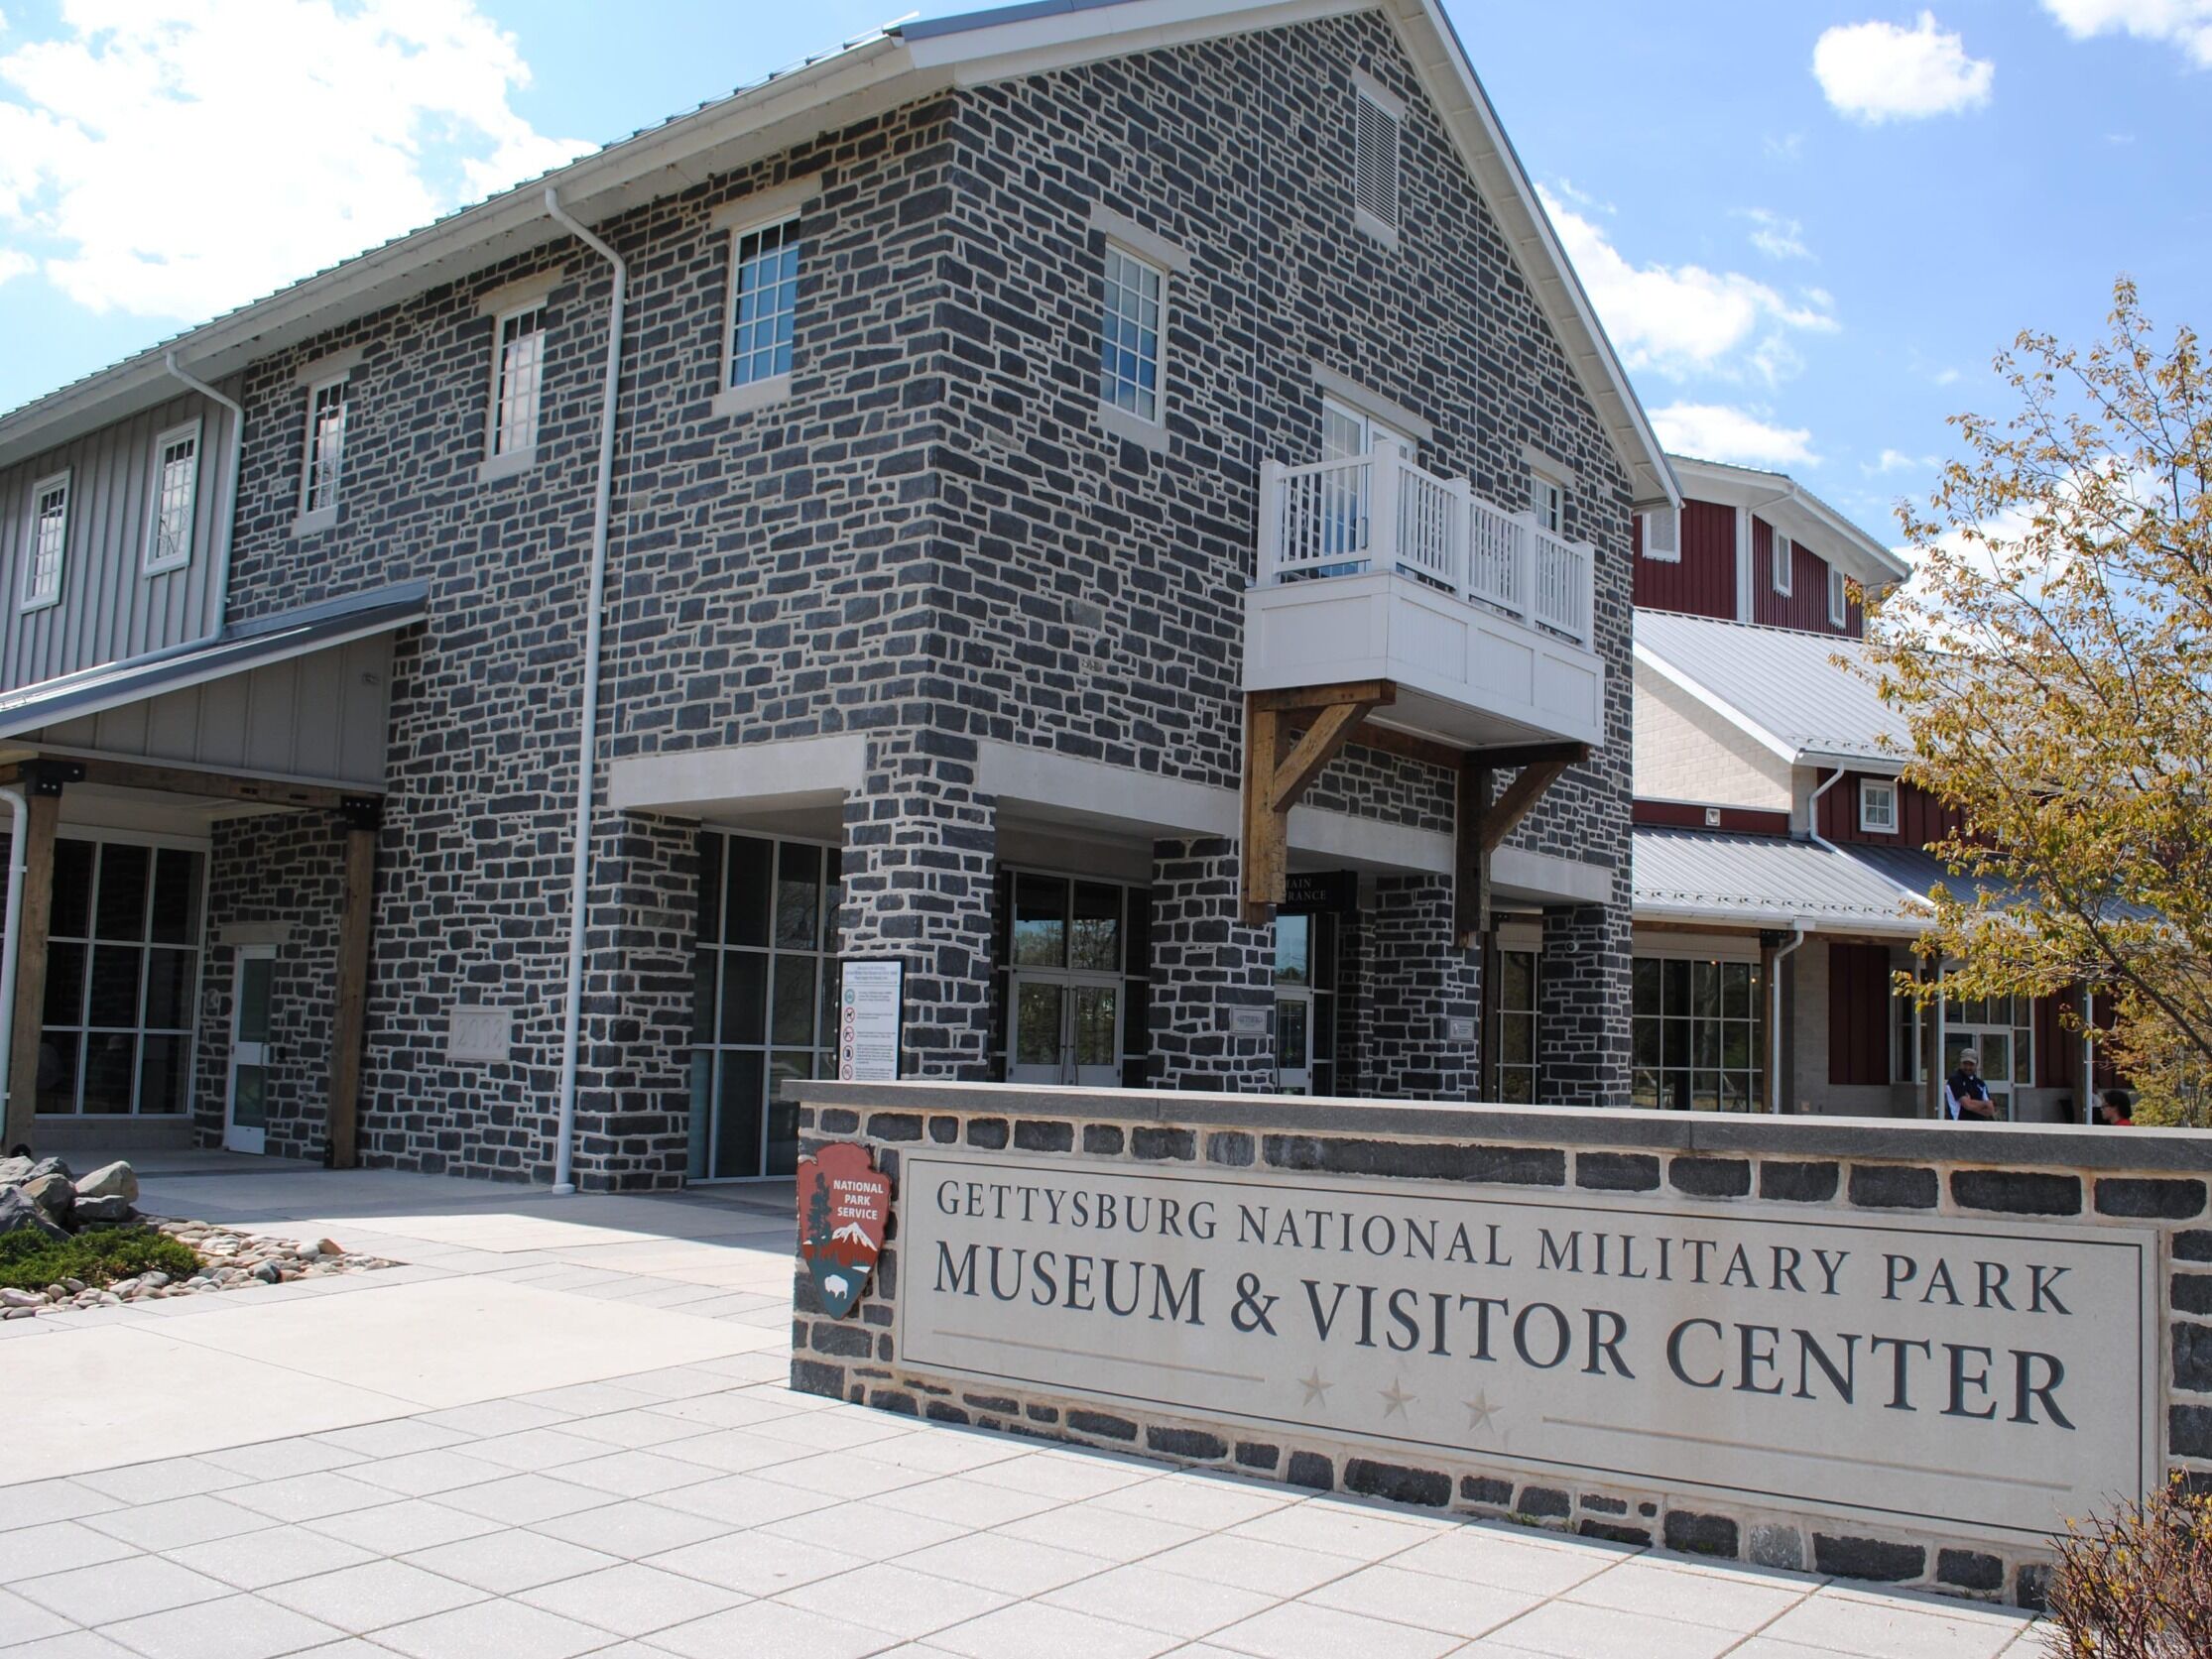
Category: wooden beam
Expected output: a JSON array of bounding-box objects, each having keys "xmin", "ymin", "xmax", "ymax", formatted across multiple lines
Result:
[
  {"xmin": 326, "ymin": 802, "xmax": 380, "ymax": 1170},
  {"xmin": 1250, "ymin": 680, "xmax": 1395, "ymax": 714},
  {"xmin": 47, "ymin": 755, "xmax": 365, "ymax": 812},
  {"xmin": 1345, "ymin": 722, "xmax": 1461, "ymax": 772},
  {"xmin": 1481, "ymin": 759, "xmax": 1577, "ymax": 855},
  {"xmin": 1454, "ymin": 762, "xmax": 1490, "ymax": 949},
  {"xmin": 1240, "ymin": 688, "xmax": 1384, "ymax": 924},
  {"xmin": 4, "ymin": 786, "xmax": 59, "ymax": 1151}
]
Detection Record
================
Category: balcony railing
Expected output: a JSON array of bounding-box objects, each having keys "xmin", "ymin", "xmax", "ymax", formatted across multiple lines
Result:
[{"xmin": 1257, "ymin": 442, "xmax": 1594, "ymax": 649}]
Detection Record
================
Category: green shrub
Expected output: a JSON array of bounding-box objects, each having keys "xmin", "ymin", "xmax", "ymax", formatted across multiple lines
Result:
[
  {"xmin": 2048, "ymin": 1475, "xmax": 2212, "ymax": 1656},
  {"xmin": 0, "ymin": 1226, "xmax": 199, "ymax": 1292}
]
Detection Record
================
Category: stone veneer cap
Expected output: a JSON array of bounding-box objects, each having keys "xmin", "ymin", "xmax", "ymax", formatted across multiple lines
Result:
[{"xmin": 786, "ymin": 1080, "xmax": 2212, "ymax": 1174}]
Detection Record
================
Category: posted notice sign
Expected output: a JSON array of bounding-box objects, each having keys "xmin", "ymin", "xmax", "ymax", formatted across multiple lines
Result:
[
  {"xmin": 837, "ymin": 959, "xmax": 903, "ymax": 1082},
  {"xmin": 897, "ymin": 1153, "xmax": 2156, "ymax": 1541}
]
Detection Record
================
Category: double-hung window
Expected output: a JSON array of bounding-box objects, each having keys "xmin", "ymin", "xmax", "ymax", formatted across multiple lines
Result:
[
  {"xmin": 490, "ymin": 304, "xmax": 546, "ymax": 459},
  {"xmin": 1771, "ymin": 527, "xmax": 1793, "ymax": 595},
  {"xmin": 1530, "ymin": 472, "xmax": 1564, "ymax": 535},
  {"xmin": 302, "ymin": 378, "xmax": 348, "ymax": 521},
  {"xmin": 728, "ymin": 217, "xmax": 799, "ymax": 392},
  {"xmin": 1101, "ymin": 244, "xmax": 1164, "ymax": 422},
  {"xmin": 144, "ymin": 421, "xmax": 201, "ymax": 574},
  {"xmin": 23, "ymin": 470, "xmax": 68, "ymax": 610},
  {"xmin": 1827, "ymin": 564, "xmax": 1850, "ymax": 628},
  {"xmin": 1859, "ymin": 777, "xmax": 1898, "ymax": 835}
]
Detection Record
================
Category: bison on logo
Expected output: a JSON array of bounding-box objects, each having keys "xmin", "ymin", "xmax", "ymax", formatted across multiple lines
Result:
[{"xmin": 797, "ymin": 1142, "xmax": 891, "ymax": 1320}]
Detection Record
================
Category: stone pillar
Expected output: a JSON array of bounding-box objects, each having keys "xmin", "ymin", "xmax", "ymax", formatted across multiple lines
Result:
[
  {"xmin": 1539, "ymin": 898, "xmax": 1632, "ymax": 1106},
  {"xmin": 570, "ymin": 811, "xmax": 700, "ymax": 1191},
  {"xmin": 1358, "ymin": 875, "xmax": 1481, "ymax": 1101},
  {"xmin": 838, "ymin": 731, "xmax": 999, "ymax": 1079},
  {"xmin": 1148, "ymin": 837, "xmax": 1275, "ymax": 1091}
]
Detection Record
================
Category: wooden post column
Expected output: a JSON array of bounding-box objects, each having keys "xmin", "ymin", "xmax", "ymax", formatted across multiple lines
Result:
[
  {"xmin": 326, "ymin": 796, "xmax": 382, "ymax": 1170},
  {"xmin": 1240, "ymin": 683, "xmax": 1394, "ymax": 924},
  {"xmin": 3, "ymin": 770, "xmax": 63, "ymax": 1152}
]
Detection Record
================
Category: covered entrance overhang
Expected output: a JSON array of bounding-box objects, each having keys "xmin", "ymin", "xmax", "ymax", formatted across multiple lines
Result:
[{"xmin": 0, "ymin": 583, "xmax": 426, "ymax": 1159}]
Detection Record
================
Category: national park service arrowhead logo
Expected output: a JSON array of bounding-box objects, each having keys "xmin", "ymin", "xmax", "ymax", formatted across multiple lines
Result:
[{"xmin": 798, "ymin": 1142, "xmax": 891, "ymax": 1320}]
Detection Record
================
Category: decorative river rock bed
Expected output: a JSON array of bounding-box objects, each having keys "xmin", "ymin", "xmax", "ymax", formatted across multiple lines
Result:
[{"xmin": 0, "ymin": 1154, "xmax": 396, "ymax": 1318}]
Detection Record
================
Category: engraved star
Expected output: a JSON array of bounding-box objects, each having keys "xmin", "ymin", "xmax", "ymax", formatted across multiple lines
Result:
[
  {"xmin": 1298, "ymin": 1368, "xmax": 1332, "ymax": 1408},
  {"xmin": 1379, "ymin": 1378, "xmax": 1416, "ymax": 1421},
  {"xmin": 1465, "ymin": 1391, "xmax": 1501, "ymax": 1434}
]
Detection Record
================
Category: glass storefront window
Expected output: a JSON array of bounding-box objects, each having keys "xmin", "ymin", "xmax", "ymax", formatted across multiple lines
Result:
[
  {"xmin": 1633, "ymin": 955, "xmax": 1763, "ymax": 1112},
  {"xmin": 690, "ymin": 832, "xmax": 838, "ymax": 1180},
  {"xmin": 1496, "ymin": 948, "xmax": 1538, "ymax": 1104},
  {"xmin": 34, "ymin": 837, "xmax": 204, "ymax": 1117},
  {"xmin": 999, "ymin": 871, "xmax": 1151, "ymax": 1088},
  {"xmin": 1275, "ymin": 911, "xmax": 1338, "ymax": 1095}
]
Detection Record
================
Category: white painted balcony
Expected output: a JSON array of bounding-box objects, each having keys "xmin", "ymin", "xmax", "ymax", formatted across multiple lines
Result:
[{"xmin": 1246, "ymin": 442, "xmax": 1605, "ymax": 751}]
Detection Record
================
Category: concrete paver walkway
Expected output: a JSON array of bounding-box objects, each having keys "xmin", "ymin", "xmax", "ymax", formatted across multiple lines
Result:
[{"xmin": 0, "ymin": 1153, "xmax": 2047, "ymax": 1657}]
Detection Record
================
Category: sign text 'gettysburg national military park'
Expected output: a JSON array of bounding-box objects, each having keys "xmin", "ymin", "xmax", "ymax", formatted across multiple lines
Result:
[{"xmin": 898, "ymin": 1155, "xmax": 2158, "ymax": 1539}]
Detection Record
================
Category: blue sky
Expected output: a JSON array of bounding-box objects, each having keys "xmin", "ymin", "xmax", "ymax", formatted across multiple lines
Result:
[{"xmin": 0, "ymin": 0, "xmax": 2205, "ymax": 544}]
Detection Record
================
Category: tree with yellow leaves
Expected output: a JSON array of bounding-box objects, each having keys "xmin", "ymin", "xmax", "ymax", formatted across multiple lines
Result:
[{"xmin": 1864, "ymin": 280, "xmax": 2211, "ymax": 1123}]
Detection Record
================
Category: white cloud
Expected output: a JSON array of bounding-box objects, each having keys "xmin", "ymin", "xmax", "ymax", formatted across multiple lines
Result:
[
  {"xmin": 1813, "ymin": 12, "xmax": 1995, "ymax": 122},
  {"xmin": 1866, "ymin": 448, "xmax": 1940, "ymax": 474},
  {"xmin": 2042, "ymin": 0, "xmax": 2212, "ymax": 65},
  {"xmin": 1540, "ymin": 187, "xmax": 1838, "ymax": 388},
  {"xmin": 0, "ymin": 0, "xmax": 593, "ymax": 319},
  {"xmin": 1650, "ymin": 403, "xmax": 1821, "ymax": 468},
  {"xmin": 1764, "ymin": 132, "xmax": 1805, "ymax": 163},
  {"xmin": 1550, "ymin": 176, "xmax": 1617, "ymax": 216},
  {"xmin": 1740, "ymin": 209, "xmax": 1811, "ymax": 261},
  {"xmin": 0, "ymin": 248, "xmax": 29, "ymax": 286}
]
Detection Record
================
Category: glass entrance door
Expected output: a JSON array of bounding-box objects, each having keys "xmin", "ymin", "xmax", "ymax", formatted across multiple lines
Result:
[
  {"xmin": 224, "ymin": 946, "xmax": 274, "ymax": 1154},
  {"xmin": 1275, "ymin": 988, "xmax": 1312, "ymax": 1093},
  {"xmin": 1009, "ymin": 973, "xmax": 1121, "ymax": 1085}
]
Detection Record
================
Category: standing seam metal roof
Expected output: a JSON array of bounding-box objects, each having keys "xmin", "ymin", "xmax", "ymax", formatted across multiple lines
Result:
[{"xmin": 1634, "ymin": 609, "xmax": 1908, "ymax": 764}]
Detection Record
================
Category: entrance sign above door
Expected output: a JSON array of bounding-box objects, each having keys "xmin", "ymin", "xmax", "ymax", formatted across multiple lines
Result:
[
  {"xmin": 797, "ymin": 1141, "xmax": 891, "ymax": 1319},
  {"xmin": 837, "ymin": 958, "xmax": 903, "ymax": 1082},
  {"xmin": 1282, "ymin": 870, "xmax": 1358, "ymax": 916},
  {"xmin": 897, "ymin": 1151, "xmax": 2154, "ymax": 1543}
]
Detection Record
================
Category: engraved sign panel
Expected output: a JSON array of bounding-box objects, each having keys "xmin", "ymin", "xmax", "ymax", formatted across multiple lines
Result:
[
  {"xmin": 444, "ymin": 1007, "xmax": 512, "ymax": 1063},
  {"xmin": 897, "ymin": 1153, "xmax": 2156, "ymax": 1541}
]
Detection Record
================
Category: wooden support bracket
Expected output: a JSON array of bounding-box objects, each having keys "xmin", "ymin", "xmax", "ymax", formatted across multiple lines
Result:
[{"xmin": 1241, "ymin": 682, "xmax": 1394, "ymax": 924}]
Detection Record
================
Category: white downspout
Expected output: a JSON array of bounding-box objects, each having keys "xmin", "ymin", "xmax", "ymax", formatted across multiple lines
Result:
[
  {"xmin": 2081, "ymin": 986, "xmax": 2096, "ymax": 1124},
  {"xmin": 0, "ymin": 786, "xmax": 27, "ymax": 1141},
  {"xmin": 162, "ymin": 353, "xmax": 244, "ymax": 632},
  {"xmin": 543, "ymin": 187, "xmax": 626, "ymax": 1196}
]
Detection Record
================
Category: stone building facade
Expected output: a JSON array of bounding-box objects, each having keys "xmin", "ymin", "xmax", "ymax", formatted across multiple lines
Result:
[{"xmin": 0, "ymin": 0, "xmax": 1672, "ymax": 1185}]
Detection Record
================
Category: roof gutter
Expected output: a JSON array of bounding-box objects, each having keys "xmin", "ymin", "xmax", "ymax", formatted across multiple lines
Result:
[{"xmin": 544, "ymin": 187, "xmax": 627, "ymax": 1198}]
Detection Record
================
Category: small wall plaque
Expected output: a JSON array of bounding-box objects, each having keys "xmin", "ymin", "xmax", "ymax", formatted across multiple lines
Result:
[
  {"xmin": 446, "ymin": 1006, "xmax": 513, "ymax": 1063},
  {"xmin": 1226, "ymin": 1006, "xmax": 1271, "ymax": 1036},
  {"xmin": 1445, "ymin": 1015, "xmax": 1477, "ymax": 1042}
]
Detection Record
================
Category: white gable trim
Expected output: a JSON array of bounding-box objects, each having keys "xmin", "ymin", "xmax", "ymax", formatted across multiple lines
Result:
[{"xmin": 1632, "ymin": 640, "xmax": 1797, "ymax": 764}]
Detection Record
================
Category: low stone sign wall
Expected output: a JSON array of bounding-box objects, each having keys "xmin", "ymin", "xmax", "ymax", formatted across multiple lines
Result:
[{"xmin": 784, "ymin": 1081, "xmax": 2212, "ymax": 1607}]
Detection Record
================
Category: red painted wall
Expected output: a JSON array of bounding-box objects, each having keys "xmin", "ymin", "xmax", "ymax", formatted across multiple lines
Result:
[
  {"xmin": 1749, "ymin": 517, "xmax": 1864, "ymax": 638},
  {"xmin": 1634, "ymin": 500, "xmax": 1738, "ymax": 619},
  {"xmin": 1816, "ymin": 773, "xmax": 1961, "ymax": 847},
  {"xmin": 1632, "ymin": 799, "xmax": 1790, "ymax": 836},
  {"xmin": 1828, "ymin": 942, "xmax": 1893, "ymax": 1086}
]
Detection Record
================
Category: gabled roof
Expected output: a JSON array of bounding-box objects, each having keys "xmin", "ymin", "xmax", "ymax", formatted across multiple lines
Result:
[
  {"xmin": 1666, "ymin": 453, "xmax": 1909, "ymax": 590},
  {"xmin": 0, "ymin": 0, "xmax": 1676, "ymax": 511},
  {"xmin": 1634, "ymin": 608, "xmax": 1908, "ymax": 771}
]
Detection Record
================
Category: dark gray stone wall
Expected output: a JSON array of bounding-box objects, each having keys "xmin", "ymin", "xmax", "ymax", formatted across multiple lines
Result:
[
  {"xmin": 1356, "ymin": 877, "xmax": 1482, "ymax": 1099},
  {"xmin": 189, "ymin": 10, "xmax": 1636, "ymax": 1177},
  {"xmin": 1148, "ymin": 839, "xmax": 1275, "ymax": 1091}
]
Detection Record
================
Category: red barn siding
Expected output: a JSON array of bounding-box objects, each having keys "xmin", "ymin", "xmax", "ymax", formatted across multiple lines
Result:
[
  {"xmin": 1634, "ymin": 500, "xmax": 1738, "ymax": 619},
  {"xmin": 1748, "ymin": 517, "xmax": 1862, "ymax": 637},
  {"xmin": 1632, "ymin": 799, "xmax": 1790, "ymax": 836},
  {"xmin": 1828, "ymin": 942, "xmax": 1893, "ymax": 1086},
  {"xmin": 1817, "ymin": 774, "xmax": 1962, "ymax": 847}
]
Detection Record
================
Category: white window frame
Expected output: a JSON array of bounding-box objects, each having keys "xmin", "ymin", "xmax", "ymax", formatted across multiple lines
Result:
[
  {"xmin": 1827, "ymin": 563, "xmax": 1850, "ymax": 628},
  {"xmin": 1771, "ymin": 527, "xmax": 1792, "ymax": 595},
  {"xmin": 1640, "ymin": 506, "xmax": 1679, "ymax": 562},
  {"xmin": 716, "ymin": 210, "xmax": 800, "ymax": 418},
  {"xmin": 1352, "ymin": 71, "xmax": 1405, "ymax": 244},
  {"xmin": 482, "ymin": 300, "xmax": 548, "ymax": 479},
  {"xmin": 297, "ymin": 374, "xmax": 349, "ymax": 534},
  {"xmin": 142, "ymin": 419, "xmax": 202, "ymax": 575},
  {"xmin": 1530, "ymin": 470, "xmax": 1565, "ymax": 535},
  {"xmin": 23, "ymin": 468, "xmax": 69, "ymax": 612},
  {"xmin": 1100, "ymin": 241, "xmax": 1167, "ymax": 428},
  {"xmin": 1859, "ymin": 777, "xmax": 1898, "ymax": 835}
]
